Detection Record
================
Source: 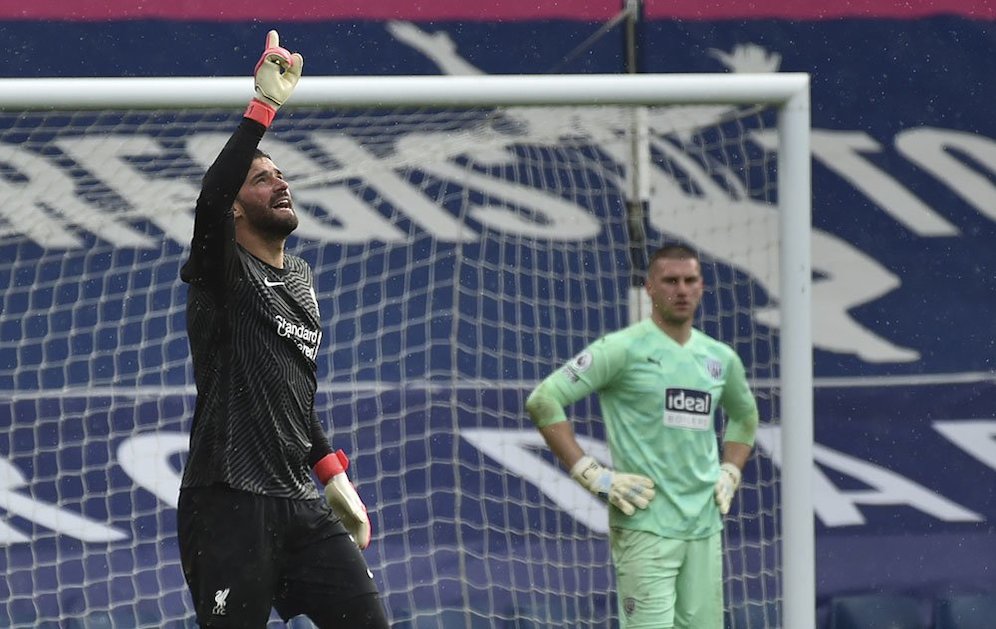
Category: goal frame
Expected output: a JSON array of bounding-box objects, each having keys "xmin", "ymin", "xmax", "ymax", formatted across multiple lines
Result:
[{"xmin": 0, "ymin": 72, "xmax": 815, "ymax": 629}]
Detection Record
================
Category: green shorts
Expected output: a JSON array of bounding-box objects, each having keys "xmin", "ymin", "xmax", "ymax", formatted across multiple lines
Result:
[{"xmin": 610, "ymin": 528, "xmax": 724, "ymax": 629}]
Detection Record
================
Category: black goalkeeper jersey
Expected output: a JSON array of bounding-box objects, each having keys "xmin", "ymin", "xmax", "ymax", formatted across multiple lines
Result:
[{"xmin": 179, "ymin": 118, "xmax": 329, "ymax": 500}]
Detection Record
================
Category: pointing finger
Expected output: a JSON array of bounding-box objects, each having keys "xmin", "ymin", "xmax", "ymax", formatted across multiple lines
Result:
[{"xmin": 265, "ymin": 30, "xmax": 279, "ymax": 50}]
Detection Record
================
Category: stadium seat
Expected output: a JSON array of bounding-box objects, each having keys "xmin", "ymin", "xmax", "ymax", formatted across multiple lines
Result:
[
  {"xmin": 933, "ymin": 593, "xmax": 996, "ymax": 629},
  {"xmin": 828, "ymin": 594, "xmax": 926, "ymax": 629}
]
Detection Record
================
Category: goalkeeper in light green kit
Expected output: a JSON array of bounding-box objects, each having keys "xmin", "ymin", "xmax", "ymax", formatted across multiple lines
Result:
[{"xmin": 526, "ymin": 244, "xmax": 759, "ymax": 629}]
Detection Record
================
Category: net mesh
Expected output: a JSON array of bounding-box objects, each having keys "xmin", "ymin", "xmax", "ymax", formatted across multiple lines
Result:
[{"xmin": 0, "ymin": 101, "xmax": 781, "ymax": 628}]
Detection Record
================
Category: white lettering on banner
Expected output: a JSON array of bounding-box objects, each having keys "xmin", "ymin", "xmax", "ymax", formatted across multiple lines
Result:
[
  {"xmin": 933, "ymin": 420, "xmax": 996, "ymax": 472},
  {"xmin": 8, "ymin": 113, "xmax": 985, "ymax": 255},
  {"xmin": 116, "ymin": 431, "xmax": 188, "ymax": 509},
  {"xmin": 387, "ymin": 21, "xmax": 485, "ymax": 76},
  {"xmin": 0, "ymin": 456, "xmax": 128, "ymax": 545},
  {"xmin": 2, "ymin": 125, "xmax": 977, "ymax": 364},
  {"xmin": 463, "ymin": 427, "xmax": 989, "ymax": 532},
  {"xmin": 387, "ymin": 23, "xmax": 988, "ymax": 365},
  {"xmin": 764, "ymin": 129, "xmax": 960, "ymax": 236},
  {"xmin": 55, "ymin": 134, "xmax": 201, "ymax": 244},
  {"xmin": 2, "ymin": 423, "xmax": 993, "ymax": 544},
  {"xmin": 393, "ymin": 135, "xmax": 602, "ymax": 240},
  {"xmin": 614, "ymin": 133, "xmax": 922, "ymax": 363},
  {"xmin": 307, "ymin": 133, "xmax": 475, "ymax": 242},
  {"xmin": 186, "ymin": 131, "xmax": 477, "ymax": 242},
  {"xmin": 0, "ymin": 143, "xmax": 155, "ymax": 249},
  {"xmin": 293, "ymin": 187, "xmax": 409, "ymax": 243},
  {"xmin": 423, "ymin": 160, "xmax": 602, "ymax": 240},
  {"xmin": 2, "ymin": 31, "xmax": 993, "ymax": 364},
  {"xmin": 754, "ymin": 425, "xmax": 983, "ymax": 526},
  {"xmin": 895, "ymin": 128, "xmax": 996, "ymax": 222},
  {"xmin": 187, "ymin": 131, "xmax": 413, "ymax": 243},
  {"xmin": 459, "ymin": 428, "xmax": 613, "ymax": 534}
]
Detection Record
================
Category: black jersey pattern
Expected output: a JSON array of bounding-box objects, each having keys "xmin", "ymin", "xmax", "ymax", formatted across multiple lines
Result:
[{"xmin": 179, "ymin": 119, "xmax": 326, "ymax": 500}]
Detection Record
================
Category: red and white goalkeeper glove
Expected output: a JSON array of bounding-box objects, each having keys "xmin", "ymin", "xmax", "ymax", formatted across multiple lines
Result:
[
  {"xmin": 714, "ymin": 462, "xmax": 742, "ymax": 515},
  {"xmin": 569, "ymin": 455, "xmax": 655, "ymax": 516},
  {"xmin": 244, "ymin": 30, "xmax": 304, "ymax": 128},
  {"xmin": 314, "ymin": 450, "xmax": 371, "ymax": 549}
]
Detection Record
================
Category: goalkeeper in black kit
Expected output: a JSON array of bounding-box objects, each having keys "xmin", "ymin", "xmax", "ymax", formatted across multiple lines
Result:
[{"xmin": 176, "ymin": 31, "xmax": 390, "ymax": 628}]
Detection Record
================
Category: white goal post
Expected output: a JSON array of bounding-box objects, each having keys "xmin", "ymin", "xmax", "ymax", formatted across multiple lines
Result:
[{"xmin": 0, "ymin": 73, "xmax": 813, "ymax": 629}]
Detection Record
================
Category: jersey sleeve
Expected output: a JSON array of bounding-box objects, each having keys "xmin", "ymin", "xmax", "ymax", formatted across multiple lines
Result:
[
  {"xmin": 718, "ymin": 351, "xmax": 759, "ymax": 446},
  {"xmin": 525, "ymin": 335, "xmax": 629, "ymax": 428},
  {"xmin": 307, "ymin": 409, "xmax": 333, "ymax": 469},
  {"xmin": 179, "ymin": 118, "xmax": 267, "ymax": 292}
]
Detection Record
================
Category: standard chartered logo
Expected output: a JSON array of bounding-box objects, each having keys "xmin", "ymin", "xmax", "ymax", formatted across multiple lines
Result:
[
  {"xmin": 275, "ymin": 315, "xmax": 320, "ymax": 343},
  {"xmin": 274, "ymin": 315, "xmax": 322, "ymax": 359}
]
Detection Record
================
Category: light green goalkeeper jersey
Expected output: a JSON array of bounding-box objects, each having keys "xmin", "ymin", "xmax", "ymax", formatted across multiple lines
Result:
[{"xmin": 527, "ymin": 318, "xmax": 759, "ymax": 540}]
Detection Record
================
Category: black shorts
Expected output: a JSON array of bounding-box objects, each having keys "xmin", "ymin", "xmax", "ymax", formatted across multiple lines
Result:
[{"xmin": 177, "ymin": 484, "xmax": 385, "ymax": 628}]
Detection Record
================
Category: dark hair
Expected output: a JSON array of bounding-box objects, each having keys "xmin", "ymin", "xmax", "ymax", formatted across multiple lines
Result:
[
  {"xmin": 200, "ymin": 148, "xmax": 272, "ymax": 187},
  {"xmin": 648, "ymin": 244, "xmax": 699, "ymax": 268}
]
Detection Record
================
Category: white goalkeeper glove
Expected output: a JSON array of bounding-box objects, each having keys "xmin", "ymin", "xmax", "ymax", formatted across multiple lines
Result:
[
  {"xmin": 244, "ymin": 30, "xmax": 304, "ymax": 127},
  {"xmin": 714, "ymin": 462, "xmax": 742, "ymax": 515},
  {"xmin": 569, "ymin": 455, "xmax": 655, "ymax": 516},
  {"xmin": 314, "ymin": 450, "xmax": 372, "ymax": 549}
]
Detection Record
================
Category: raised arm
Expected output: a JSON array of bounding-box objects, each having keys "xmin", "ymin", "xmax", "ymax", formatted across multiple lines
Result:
[{"xmin": 180, "ymin": 30, "xmax": 303, "ymax": 287}]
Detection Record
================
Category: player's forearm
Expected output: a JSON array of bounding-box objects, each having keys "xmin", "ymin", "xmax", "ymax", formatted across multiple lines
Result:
[
  {"xmin": 193, "ymin": 119, "xmax": 266, "ymax": 226},
  {"xmin": 720, "ymin": 440, "xmax": 752, "ymax": 471},
  {"xmin": 182, "ymin": 120, "xmax": 266, "ymax": 285},
  {"xmin": 307, "ymin": 410, "xmax": 333, "ymax": 468},
  {"xmin": 526, "ymin": 384, "xmax": 584, "ymax": 468},
  {"xmin": 538, "ymin": 421, "xmax": 586, "ymax": 471}
]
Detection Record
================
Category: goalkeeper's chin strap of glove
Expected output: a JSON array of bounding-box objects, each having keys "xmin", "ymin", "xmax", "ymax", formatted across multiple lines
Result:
[
  {"xmin": 569, "ymin": 455, "xmax": 656, "ymax": 516},
  {"xmin": 714, "ymin": 462, "xmax": 742, "ymax": 515},
  {"xmin": 314, "ymin": 449, "xmax": 372, "ymax": 550},
  {"xmin": 244, "ymin": 29, "xmax": 304, "ymax": 128}
]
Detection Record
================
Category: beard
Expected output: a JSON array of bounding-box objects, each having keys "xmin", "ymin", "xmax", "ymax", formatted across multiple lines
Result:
[{"xmin": 242, "ymin": 203, "xmax": 299, "ymax": 239}]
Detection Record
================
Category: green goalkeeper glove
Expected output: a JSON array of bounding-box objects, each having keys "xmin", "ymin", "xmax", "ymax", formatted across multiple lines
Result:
[
  {"xmin": 569, "ymin": 455, "xmax": 655, "ymax": 516},
  {"xmin": 714, "ymin": 462, "xmax": 742, "ymax": 515},
  {"xmin": 314, "ymin": 450, "xmax": 372, "ymax": 549},
  {"xmin": 244, "ymin": 30, "xmax": 304, "ymax": 128}
]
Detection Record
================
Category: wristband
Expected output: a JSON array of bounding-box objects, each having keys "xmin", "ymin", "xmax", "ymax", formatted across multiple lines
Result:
[
  {"xmin": 313, "ymin": 449, "xmax": 350, "ymax": 484},
  {"xmin": 243, "ymin": 99, "xmax": 277, "ymax": 128}
]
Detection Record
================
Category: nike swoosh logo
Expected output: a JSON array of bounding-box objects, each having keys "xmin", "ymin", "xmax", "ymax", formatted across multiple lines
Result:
[
  {"xmin": 647, "ymin": 357, "xmax": 662, "ymax": 366},
  {"xmin": 262, "ymin": 278, "xmax": 286, "ymax": 287}
]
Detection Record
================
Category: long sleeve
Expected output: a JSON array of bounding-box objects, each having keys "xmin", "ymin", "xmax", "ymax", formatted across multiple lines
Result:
[
  {"xmin": 307, "ymin": 410, "xmax": 333, "ymax": 469},
  {"xmin": 180, "ymin": 118, "xmax": 266, "ymax": 289}
]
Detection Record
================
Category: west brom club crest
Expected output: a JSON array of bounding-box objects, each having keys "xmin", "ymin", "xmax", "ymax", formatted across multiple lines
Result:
[{"xmin": 705, "ymin": 357, "xmax": 724, "ymax": 380}]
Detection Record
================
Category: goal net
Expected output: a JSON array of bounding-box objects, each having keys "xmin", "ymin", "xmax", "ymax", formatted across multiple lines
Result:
[{"xmin": 0, "ymin": 75, "xmax": 812, "ymax": 629}]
